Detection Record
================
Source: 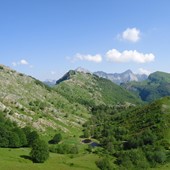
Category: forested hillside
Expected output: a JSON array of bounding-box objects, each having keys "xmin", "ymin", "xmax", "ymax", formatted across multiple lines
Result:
[{"xmin": 83, "ymin": 97, "xmax": 170, "ymax": 169}]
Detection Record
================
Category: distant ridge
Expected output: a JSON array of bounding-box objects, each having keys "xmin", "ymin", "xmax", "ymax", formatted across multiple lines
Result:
[
  {"xmin": 122, "ymin": 71, "xmax": 170, "ymax": 102},
  {"xmin": 94, "ymin": 69, "xmax": 148, "ymax": 84}
]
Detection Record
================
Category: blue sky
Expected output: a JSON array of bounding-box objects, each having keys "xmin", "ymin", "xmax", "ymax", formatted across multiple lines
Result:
[{"xmin": 0, "ymin": 0, "xmax": 170, "ymax": 80}]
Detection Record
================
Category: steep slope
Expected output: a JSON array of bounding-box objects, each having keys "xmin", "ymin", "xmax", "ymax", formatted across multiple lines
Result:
[
  {"xmin": 94, "ymin": 69, "xmax": 148, "ymax": 85},
  {"xmin": 54, "ymin": 70, "xmax": 142, "ymax": 106},
  {"xmin": 122, "ymin": 71, "xmax": 170, "ymax": 102},
  {"xmin": 0, "ymin": 65, "xmax": 89, "ymax": 136}
]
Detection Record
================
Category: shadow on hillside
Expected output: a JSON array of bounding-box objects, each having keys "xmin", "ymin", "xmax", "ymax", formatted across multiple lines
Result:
[{"xmin": 20, "ymin": 155, "xmax": 33, "ymax": 162}]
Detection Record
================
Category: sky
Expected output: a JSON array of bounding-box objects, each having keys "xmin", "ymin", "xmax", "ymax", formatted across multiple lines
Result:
[{"xmin": 0, "ymin": 0, "xmax": 170, "ymax": 80}]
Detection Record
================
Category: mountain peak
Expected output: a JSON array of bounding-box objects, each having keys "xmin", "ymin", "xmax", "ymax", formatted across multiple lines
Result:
[{"xmin": 75, "ymin": 67, "xmax": 91, "ymax": 74}]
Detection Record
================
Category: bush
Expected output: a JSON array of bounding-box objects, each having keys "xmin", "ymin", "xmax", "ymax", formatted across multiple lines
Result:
[
  {"xmin": 13, "ymin": 128, "xmax": 27, "ymax": 146},
  {"xmin": 145, "ymin": 147, "xmax": 167, "ymax": 166},
  {"xmin": 30, "ymin": 139, "xmax": 49, "ymax": 163},
  {"xmin": 49, "ymin": 144, "xmax": 79, "ymax": 154},
  {"xmin": 27, "ymin": 131, "xmax": 39, "ymax": 146},
  {"xmin": 96, "ymin": 157, "xmax": 113, "ymax": 170},
  {"xmin": 153, "ymin": 150, "xmax": 167, "ymax": 163},
  {"xmin": 116, "ymin": 149, "xmax": 150, "ymax": 169},
  {"xmin": 8, "ymin": 132, "xmax": 21, "ymax": 148},
  {"xmin": 48, "ymin": 133, "xmax": 62, "ymax": 144}
]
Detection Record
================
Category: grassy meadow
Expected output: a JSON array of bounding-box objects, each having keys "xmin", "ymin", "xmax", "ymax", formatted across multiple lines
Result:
[{"xmin": 0, "ymin": 148, "xmax": 99, "ymax": 170}]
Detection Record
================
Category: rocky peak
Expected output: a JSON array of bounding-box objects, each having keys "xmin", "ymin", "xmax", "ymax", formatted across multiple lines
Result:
[{"xmin": 75, "ymin": 67, "xmax": 91, "ymax": 74}]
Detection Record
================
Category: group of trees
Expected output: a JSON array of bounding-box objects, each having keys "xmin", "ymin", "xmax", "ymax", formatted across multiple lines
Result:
[
  {"xmin": 0, "ymin": 112, "xmax": 49, "ymax": 163},
  {"xmin": 0, "ymin": 112, "xmax": 77, "ymax": 163},
  {"xmin": 0, "ymin": 116, "xmax": 39, "ymax": 148}
]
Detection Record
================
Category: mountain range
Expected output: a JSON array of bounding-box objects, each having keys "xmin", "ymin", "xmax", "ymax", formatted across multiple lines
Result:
[{"xmin": 43, "ymin": 68, "xmax": 148, "ymax": 86}]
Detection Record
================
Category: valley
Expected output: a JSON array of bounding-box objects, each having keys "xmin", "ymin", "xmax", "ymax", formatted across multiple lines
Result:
[{"xmin": 0, "ymin": 64, "xmax": 170, "ymax": 169}]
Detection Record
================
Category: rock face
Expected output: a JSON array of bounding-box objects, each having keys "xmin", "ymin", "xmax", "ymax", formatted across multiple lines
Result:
[{"xmin": 94, "ymin": 69, "xmax": 148, "ymax": 85}]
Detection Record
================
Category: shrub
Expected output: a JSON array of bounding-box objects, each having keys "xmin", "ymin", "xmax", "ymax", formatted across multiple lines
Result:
[
  {"xmin": 27, "ymin": 131, "xmax": 39, "ymax": 146},
  {"xmin": 8, "ymin": 132, "xmax": 21, "ymax": 148},
  {"xmin": 48, "ymin": 133, "xmax": 62, "ymax": 144},
  {"xmin": 30, "ymin": 139, "xmax": 49, "ymax": 163},
  {"xmin": 96, "ymin": 157, "xmax": 113, "ymax": 170},
  {"xmin": 49, "ymin": 144, "xmax": 79, "ymax": 154},
  {"xmin": 116, "ymin": 149, "xmax": 149, "ymax": 169}
]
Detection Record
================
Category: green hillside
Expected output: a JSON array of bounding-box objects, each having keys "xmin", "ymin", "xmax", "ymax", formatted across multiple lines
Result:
[
  {"xmin": 54, "ymin": 70, "xmax": 142, "ymax": 107},
  {"xmin": 83, "ymin": 96, "xmax": 170, "ymax": 169},
  {"xmin": 122, "ymin": 71, "xmax": 170, "ymax": 102}
]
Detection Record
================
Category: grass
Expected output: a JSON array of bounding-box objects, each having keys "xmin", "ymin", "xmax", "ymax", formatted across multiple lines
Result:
[{"xmin": 0, "ymin": 148, "xmax": 99, "ymax": 170}]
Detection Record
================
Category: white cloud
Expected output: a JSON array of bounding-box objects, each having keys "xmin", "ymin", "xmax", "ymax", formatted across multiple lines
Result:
[
  {"xmin": 138, "ymin": 68, "xmax": 151, "ymax": 75},
  {"xmin": 12, "ymin": 59, "xmax": 31, "ymax": 67},
  {"xmin": 121, "ymin": 28, "xmax": 140, "ymax": 42},
  {"xmin": 106, "ymin": 49, "xmax": 155, "ymax": 63},
  {"xmin": 20, "ymin": 59, "xmax": 28, "ymax": 65},
  {"xmin": 73, "ymin": 53, "xmax": 102, "ymax": 63}
]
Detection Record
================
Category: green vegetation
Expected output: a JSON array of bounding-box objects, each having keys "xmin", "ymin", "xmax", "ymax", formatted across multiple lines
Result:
[
  {"xmin": 48, "ymin": 133, "xmax": 62, "ymax": 144},
  {"xmin": 49, "ymin": 143, "xmax": 79, "ymax": 154},
  {"xmin": 0, "ymin": 112, "xmax": 27, "ymax": 148},
  {"xmin": 30, "ymin": 139, "xmax": 49, "ymax": 163},
  {"xmin": 0, "ymin": 148, "xmax": 99, "ymax": 170},
  {"xmin": 83, "ymin": 97, "xmax": 170, "ymax": 169}
]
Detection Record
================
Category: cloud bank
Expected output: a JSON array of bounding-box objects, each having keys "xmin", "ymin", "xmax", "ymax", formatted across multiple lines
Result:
[{"xmin": 106, "ymin": 49, "xmax": 155, "ymax": 63}]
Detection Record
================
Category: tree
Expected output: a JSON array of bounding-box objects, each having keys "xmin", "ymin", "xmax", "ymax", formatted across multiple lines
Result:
[
  {"xmin": 30, "ymin": 139, "xmax": 49, "ymax": 163},
  {"xmin": 0, "ymin": 126, "xmax": 9, "ymax": 147},
  {"xmin": 13, "ymin": 128, "xmax": 27, "ymax": 146},
  {"xmin": 48, "ymin": 133, "xmax": 62, "ymax": 144},
  {"xmin": 8, "ymin": 132, "xmax": 20, "ymax": 148},
  {"xmin": 27, "ymin": 131, "xmax": 39, "ymax": 146}
]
